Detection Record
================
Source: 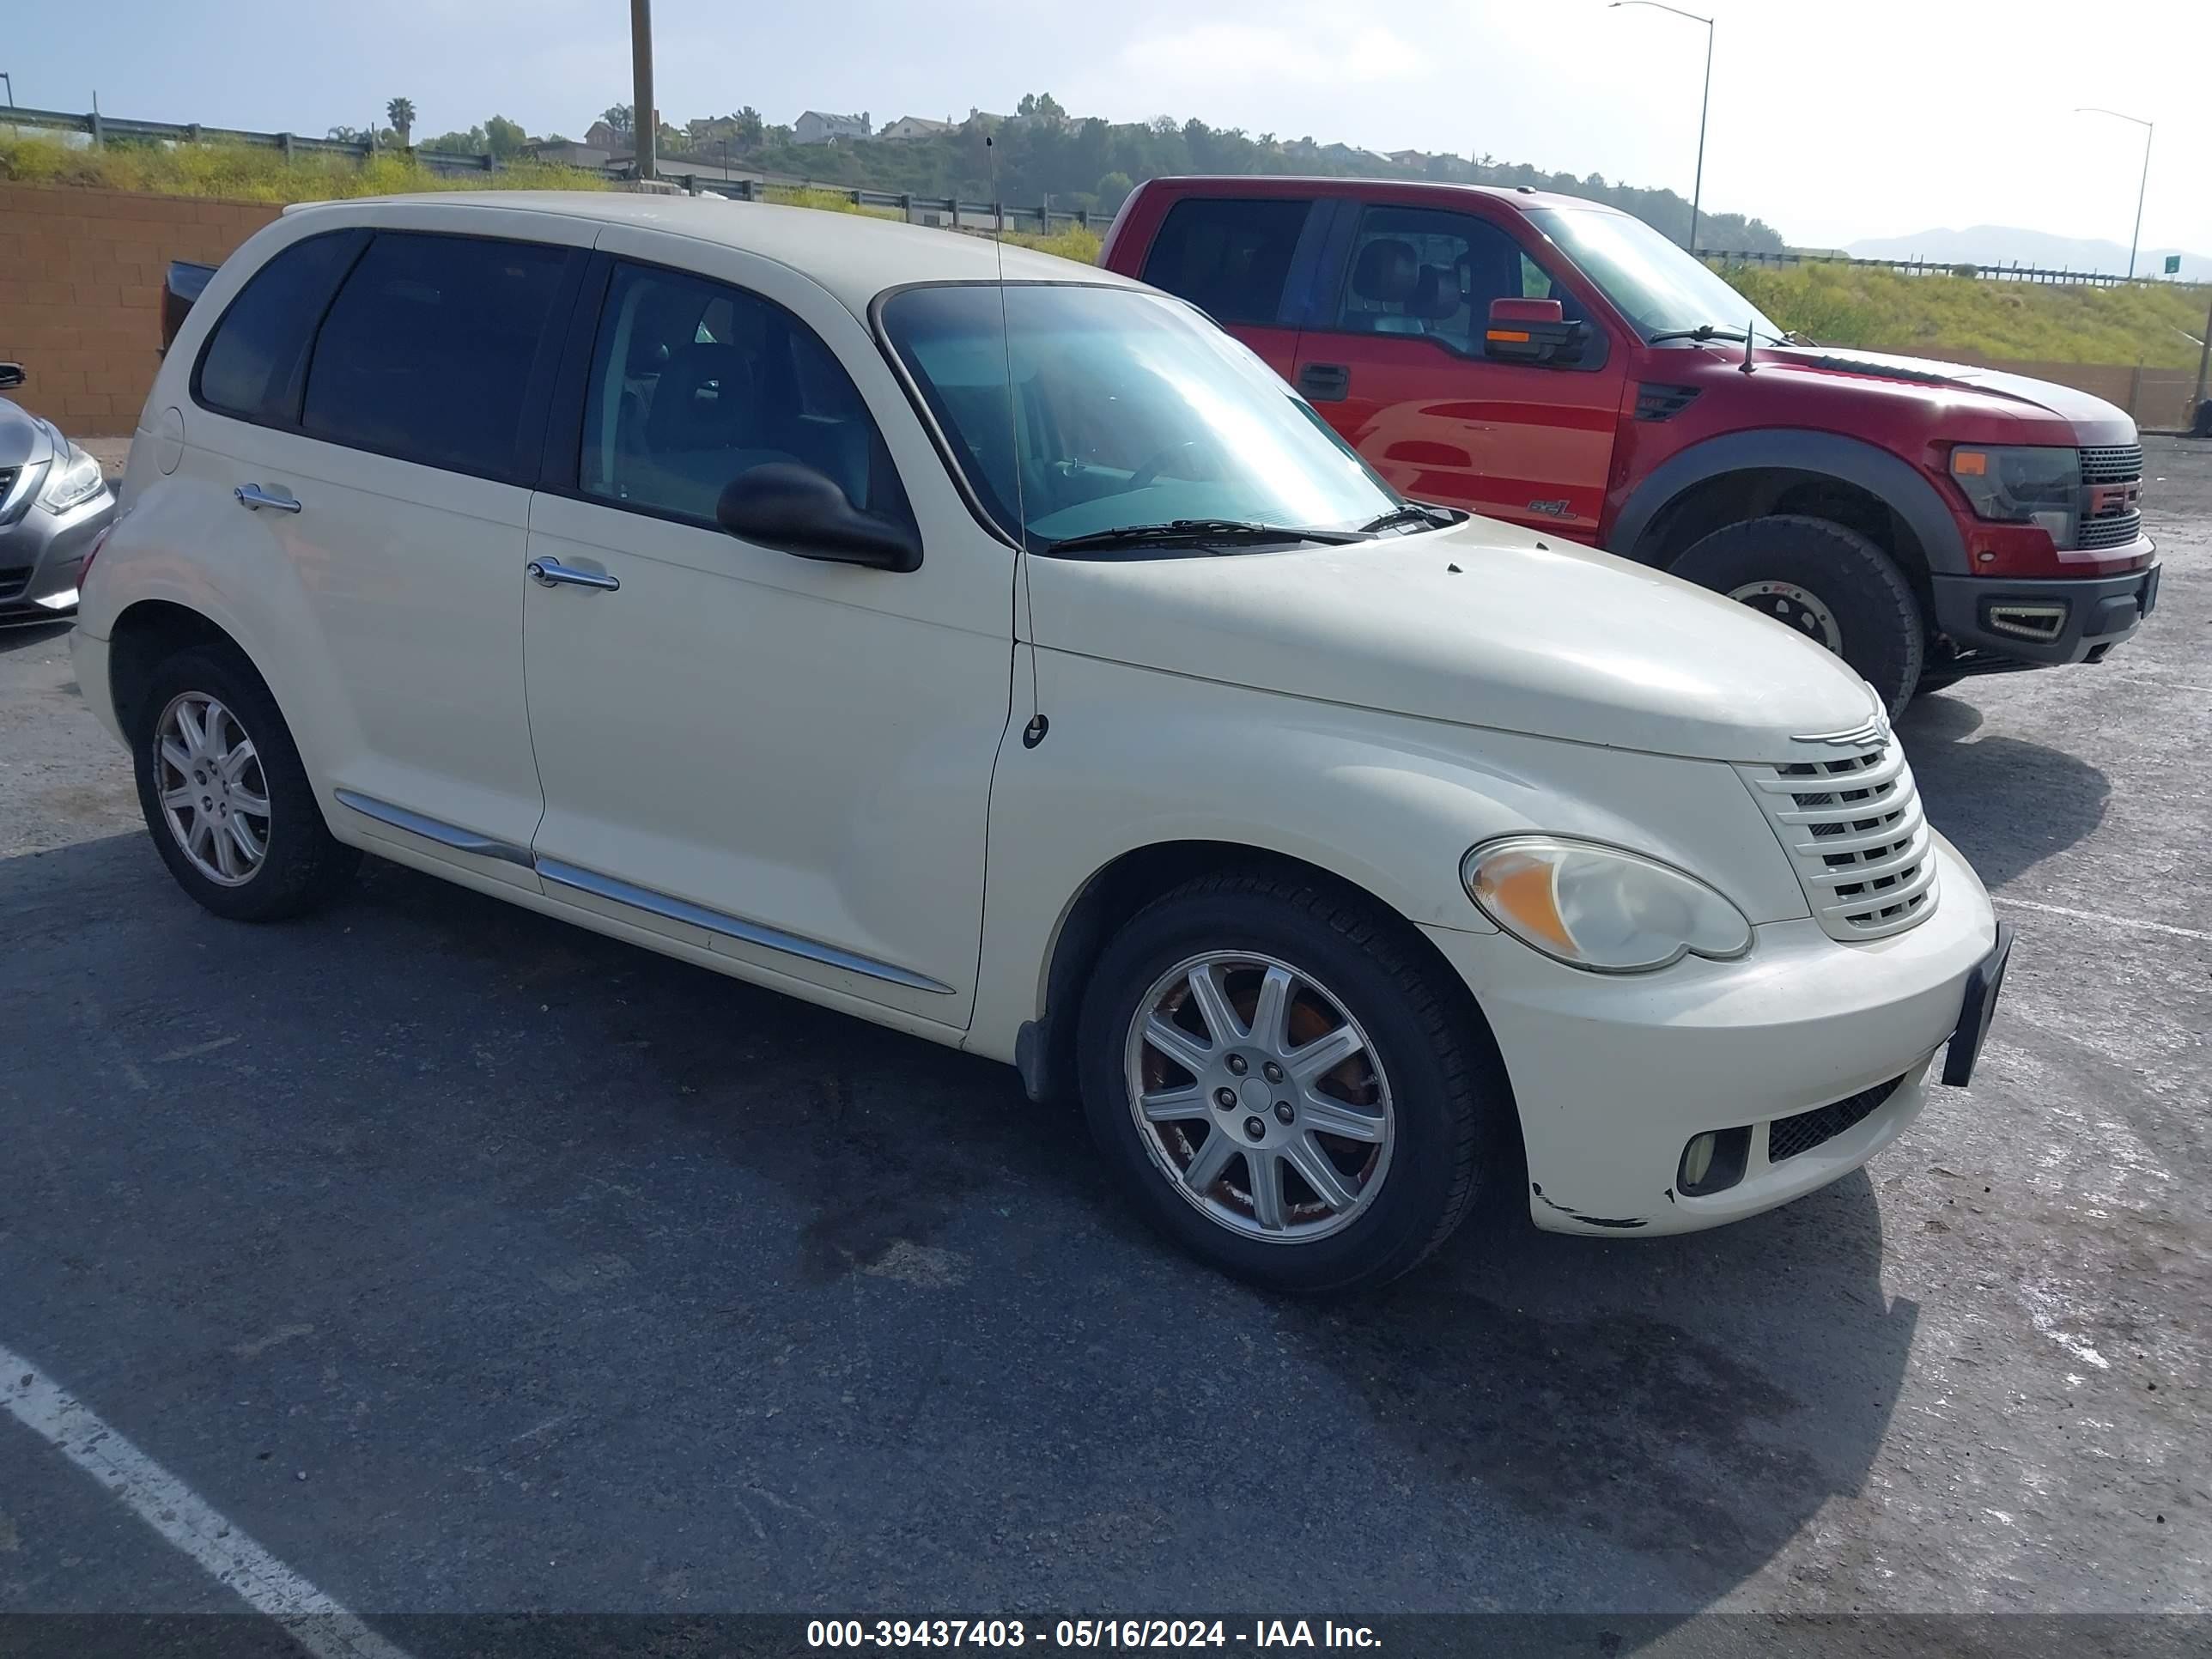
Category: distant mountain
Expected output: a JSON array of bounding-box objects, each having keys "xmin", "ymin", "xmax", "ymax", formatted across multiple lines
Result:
[{"xmin": 1845, "ymin": 225, "xmax": 2209, "ymax": 281}]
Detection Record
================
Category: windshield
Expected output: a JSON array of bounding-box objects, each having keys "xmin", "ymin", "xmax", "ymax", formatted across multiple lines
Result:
[
  {"xmin": 879, "ymin": 283, "xmax": 1403, "ymax": 553},
  {"xmin": 1528, "ymin": 207, "xmax": 1782, "ymax": 343}
]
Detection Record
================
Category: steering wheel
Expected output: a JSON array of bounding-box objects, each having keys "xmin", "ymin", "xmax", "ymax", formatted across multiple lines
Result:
[{"xmin": 1127, "ymin": 439, "xmax": 1208, "ymax": 492}]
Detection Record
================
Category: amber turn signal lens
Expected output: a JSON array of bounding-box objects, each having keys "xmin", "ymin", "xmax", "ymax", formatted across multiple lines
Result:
[{"xmin": 1951, "ymin": 449, "xmax": 1988, "ymax": 477}]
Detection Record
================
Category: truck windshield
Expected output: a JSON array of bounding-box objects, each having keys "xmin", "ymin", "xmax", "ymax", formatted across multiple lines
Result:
[
  {"xmin": 879, "ymin": 283, "xmax": 1404, "ymax": 555},
  {"xmin": 1528, "ymin": 207, "xmax": 1783, "ymax": 343}
]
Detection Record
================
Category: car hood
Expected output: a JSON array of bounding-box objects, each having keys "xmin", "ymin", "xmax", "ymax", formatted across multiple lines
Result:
[
  {"xmin": 1753, "ymin": 345, "xmax": 2137, "ymax": 442},
  {"xmin": 0, "ymin": 398, "xmax": 60, "ymax": 471},
  {"xmin": 1024, "ymin": 516, "xmax": 1881, "ymax": 763}
]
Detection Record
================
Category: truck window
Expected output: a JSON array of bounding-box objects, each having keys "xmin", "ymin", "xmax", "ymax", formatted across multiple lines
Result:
[
  {"xmin": 1140, "ymin": 198, "xmax": 1313, "ymax": 327},
  {"xmin": 1334, "ymin": 206, "xmax": 1575, "ymax": 351}
]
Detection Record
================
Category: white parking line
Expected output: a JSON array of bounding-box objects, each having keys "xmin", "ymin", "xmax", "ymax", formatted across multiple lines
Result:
[
  {"xmin": 0, "ymin": 1341, "xmax": 416, "ymax": 1659},
  {"xmin": 1996, "ymin": 896, "xmax": 2212, "ymax": 944}
]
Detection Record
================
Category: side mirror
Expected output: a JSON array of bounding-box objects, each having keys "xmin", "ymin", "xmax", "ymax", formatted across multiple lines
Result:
[
  {"xmin": 0, "ymin": 363, "xmax": 23, "ymax": 392},
  {"xmin": 714, "ymin": 463, "xmax": 921, "ymax": 573},
  {"xmin": 161, "ymin": 261, "xmax": 217, "ymax": 356},
  {"xmin": 1485, "ymin": 298, "xmax": 1583, "ymax": 366}
]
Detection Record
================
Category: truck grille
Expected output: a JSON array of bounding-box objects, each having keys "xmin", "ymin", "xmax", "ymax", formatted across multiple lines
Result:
[
  {"xmin": 2077, "ymin": 444, "xmax": 2142, "ymax": 485},
  {"xmin": 1736, "ymin": 738, "xmax": 1938, "ymax": 941},
  {"xmin": 2077, "ymin": 510, "xmax": 2143, "ymax": 550}
]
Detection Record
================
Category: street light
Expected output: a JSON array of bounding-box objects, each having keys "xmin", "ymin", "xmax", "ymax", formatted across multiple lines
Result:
[
  {"xmin": 2075, "ymin": 106, "xmax": 2153, "ymax": 280},
  {"xmin": 1, "ymin": 72, "xmax": 15, "ymax": 109},
  {"xmin": 1610, "ymin": 2, "xmax": 1712, "ymax": 256}
]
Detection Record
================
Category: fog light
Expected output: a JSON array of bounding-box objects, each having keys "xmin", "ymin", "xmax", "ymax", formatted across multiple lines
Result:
[{"xmin": 1676, "ymin": 1126, "xmax": 1751, "ymax": 1196}]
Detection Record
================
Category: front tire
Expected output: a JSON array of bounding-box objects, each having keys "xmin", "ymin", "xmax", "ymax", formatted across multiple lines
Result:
[
  {"xmin": 1076, "ymin": 870, "xmax": 1505, "ymax": 1293},
  {"xmin": 1668, "ymin": 514, "xmax": 1926, "ymax": 714},
  {"xmin": 132, "ymin": 645, "xmax": 361, "ymax": 921}
]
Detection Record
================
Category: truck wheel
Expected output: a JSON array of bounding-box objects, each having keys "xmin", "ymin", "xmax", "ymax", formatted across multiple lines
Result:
[
  {"xmin": 1075, "ymin": 868, "xmax": 1508, "ymax": 1293},
  {"xmin": 1668, "ymin": 514, "xmax": 1926, "ymax": 714}
]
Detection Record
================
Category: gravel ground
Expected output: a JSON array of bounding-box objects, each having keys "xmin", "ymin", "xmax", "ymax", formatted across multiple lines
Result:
[{"xmin": 1, "ymin": 440, "xmax": 2205, "ymax": 1648}]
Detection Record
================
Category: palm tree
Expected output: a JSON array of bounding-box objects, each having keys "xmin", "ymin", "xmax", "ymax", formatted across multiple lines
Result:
[{"xmin": 386, "ymin": 97, "xmax": 416, "ymax": 149}]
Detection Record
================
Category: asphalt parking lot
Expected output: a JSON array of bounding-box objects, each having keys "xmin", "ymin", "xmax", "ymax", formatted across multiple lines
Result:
[{"xmin": 2, "ymin": 440, "xmax": 2206, "ymax": 1650}]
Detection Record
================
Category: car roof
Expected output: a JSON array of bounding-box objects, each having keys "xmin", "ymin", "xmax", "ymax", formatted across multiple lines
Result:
[
  {"xmin": 279, "ymin": 191, "xmax": 1138, "ymax": 316},
  {"xmin": 1136, "ymin": 175, "xmax": 1617, "ymax": 215}
]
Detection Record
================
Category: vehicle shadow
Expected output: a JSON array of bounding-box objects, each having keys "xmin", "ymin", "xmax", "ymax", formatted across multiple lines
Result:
[
  {"xmin": 0, "ymin": 835, "xmax": 1912, "ymax": 1623},
  {"xmin": 0, "ymin": 618, "xmax": 73, "ymax": 656},
  {"xmin": 1896, "ymin": 689, "xmax": 2111, "ymax": 890}
]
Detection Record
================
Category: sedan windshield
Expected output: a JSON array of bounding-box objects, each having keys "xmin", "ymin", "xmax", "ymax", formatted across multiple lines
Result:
[
  {"xmin": 879, "ymin": 283, "xmax": 1404, "ymax": 554},
  {"xmin": 1528, "ymin": 207, "xmax": 1782, "ymax": 343}
]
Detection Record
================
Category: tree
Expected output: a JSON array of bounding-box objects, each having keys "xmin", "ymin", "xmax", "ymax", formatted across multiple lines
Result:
[
  {"xmin": 422, "ymin": 125, "xmax": 489, "ymax": 156},
  {"xmin": 1096, "ymin": 170, "xmax": 1134, "ymax": 212},
  {"xmin": 386, "ymin": 97, "xmax": 416, "ymax": 148},
  {"xmin": 736, "ymin": 106, "xmax": 763, "ymax": 144},
  {"xmin": 485, "ymin": 114, "xmax": 528, "ymax": 160},
  {"xmin": 601, "ymin": 104, "xmax": 635, "ymax": 134}
]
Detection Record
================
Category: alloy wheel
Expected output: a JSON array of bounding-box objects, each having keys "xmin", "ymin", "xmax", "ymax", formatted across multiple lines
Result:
[
  {"xmin": 154, "ymin": 691, "xmax": 270, "ymax": 886},
  {"xmin": 1122, "ymin": 951, "xmax": 1395, "ymax": 1243}
]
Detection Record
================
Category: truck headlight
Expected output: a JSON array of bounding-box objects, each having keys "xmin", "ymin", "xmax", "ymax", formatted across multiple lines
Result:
[
  {"xmin": 1948, "ymin": 445, "xmax": 2078, "ymax": 546},
  {"xmin": 1462, "ymin": 836, "xmax": 1753, "ymax": 973},
  {"xmin": 36, "ymin": 442, "xmax": 108, "ymax": 514}
]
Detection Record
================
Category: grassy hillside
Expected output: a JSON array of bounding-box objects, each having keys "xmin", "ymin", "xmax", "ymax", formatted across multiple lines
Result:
[
  {"xmin": 1720, "ymin": 260, "xmax": 2209, "ymax": 369},
  {"xmin": 0, "ymin": 131, "xmax": 605, "ymax": 203}
]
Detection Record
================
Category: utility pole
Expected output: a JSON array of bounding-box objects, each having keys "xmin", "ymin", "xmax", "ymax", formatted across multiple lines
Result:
[
  {"xmin": 2075, "ymin": 107, "xmax": 2153, "ymax": 279},
  {"xmin": 1611, "ymin": 2, "xmax": 1713, "ymax": 254},
  {"xmin": 630, "ymin": 0, "xmax": 656, "ymax": 182}
]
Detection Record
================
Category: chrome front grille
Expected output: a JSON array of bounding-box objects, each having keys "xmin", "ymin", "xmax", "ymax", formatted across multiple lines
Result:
[
  {"xmin": 1737, "ymin": 738, "xmax": 1938, "ymax": 941},
  {"xmin": 2078, "ymin": 444, "xmax": 2142, "ymax": 485}
]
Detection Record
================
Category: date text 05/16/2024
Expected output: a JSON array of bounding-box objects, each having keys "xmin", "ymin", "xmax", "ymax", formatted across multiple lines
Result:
[{"xmin": 807, "ymin": 1620, "xmax": 1383, "ymax": 1649}]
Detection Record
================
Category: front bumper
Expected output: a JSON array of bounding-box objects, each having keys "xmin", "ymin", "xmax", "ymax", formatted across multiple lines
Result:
[
  {"xmin": 1422, "ymin": 831, "xmax": 1998, "ymax": 1236},
  {"xmin": 0, "ymin": 488, "xmax": 115, "ymax": 623},
  {"xmin": 1929, "ymin": 550, "xmax": 2160, "ymax": 666}
]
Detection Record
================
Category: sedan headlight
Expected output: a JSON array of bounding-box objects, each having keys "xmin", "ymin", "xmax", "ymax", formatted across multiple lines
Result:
[
  {"xmin": 1462, "ymin": 836, "xmax": 1752, "ymax": 973},
  {"xmin": 1948, "ymin": 445, "xmax": 2078, "ymax": 546},
  {"xmin": 36, "ymin": 442, "xmax": 107, "ymax": 514}
]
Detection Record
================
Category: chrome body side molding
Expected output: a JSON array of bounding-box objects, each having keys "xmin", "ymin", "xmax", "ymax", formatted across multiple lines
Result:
[{"xmin": 332, "ymin": 789, "xmax": 533, "ymax": 868}]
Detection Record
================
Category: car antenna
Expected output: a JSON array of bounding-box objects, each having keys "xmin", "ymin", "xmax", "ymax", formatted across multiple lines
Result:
[
  {"xmin": 988, "ymin": 132, "xmax": 1048, "ymax": 749},
  {"xmin": 1741, "ymin": 312, "xmax": 1758, "ymax": 375}
]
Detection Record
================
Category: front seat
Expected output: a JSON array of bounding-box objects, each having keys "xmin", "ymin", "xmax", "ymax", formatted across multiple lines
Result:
[{"xmin": 1350, "ymin": 239, "xmax": 1419, "ymax": 332}]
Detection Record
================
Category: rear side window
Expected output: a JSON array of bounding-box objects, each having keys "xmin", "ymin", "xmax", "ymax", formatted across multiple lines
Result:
[
  {"xmin": 1139, "ymin": 198, "xmax": 1311, "ymax": 326},
  {"xmin": 193, "ymin": 231, "xmax": 366, "ymax": 424},
  {"xmin": 301, "ymin": 232, "xmax": 574, "ymax": 481}
]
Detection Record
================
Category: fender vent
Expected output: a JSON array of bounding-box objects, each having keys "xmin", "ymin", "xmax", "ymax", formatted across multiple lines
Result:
[{"xmin": 1634, "ymin": 383, "xmax": 1701, "ymax": 422}]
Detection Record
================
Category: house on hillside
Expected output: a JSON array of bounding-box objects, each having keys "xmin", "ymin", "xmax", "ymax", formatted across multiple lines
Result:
[
  {"xmin": 584, "ymin": 119, "xmax": 629, "ymax": 155},
  {"xmin": 879, "ymin": 114, "xmax": 952, "ymax": 143},
  {"xmin": 794, "ymin": 110, "xmax": 872, "ymax": 144},
  {"xmin": 530, "ymin": 140, "xmax": 611, "ymax": 169}
]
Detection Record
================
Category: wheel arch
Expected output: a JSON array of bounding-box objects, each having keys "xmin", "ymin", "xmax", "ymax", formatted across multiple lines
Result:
[
  {"xmin": 1613, "ymin": 429, "xmax": 1969, "ymax": 590},
  {"xmin": 106, "ymin": 599, "xmax": 275, "ymax": 745},
  {"xmin": 1015, "ymin": 839, "xmax": 1507, "ymax": 1112}
]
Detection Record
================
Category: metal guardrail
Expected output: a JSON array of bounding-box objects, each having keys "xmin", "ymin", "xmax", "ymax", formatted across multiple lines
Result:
[
  {"xmin": 1699, "ymin": 246, "xmax": 2207, "ymax": 290},
  {"xmin": 2, "ymin": 104, "xmax": 527, "ymax": 177},
  {"xmin": 690, "ymin": 177, "xmax": 1091, "ymax": 235}
]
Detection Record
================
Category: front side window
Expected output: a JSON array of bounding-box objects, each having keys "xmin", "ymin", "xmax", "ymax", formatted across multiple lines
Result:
[
  {"xmin": 301, "ymin": 232, "xmax": 573, "ymax": 480},
  {"xmin": 1139, "ymin": 198, "xmax": 1313, "ymax": 327},
  {"xmin": 578, "ymin": 262, "xmax": 913, "ymax": 532},
  {"xmin": 880, "ymin": 283, "xmax": 1401, "ymax": 552},
  {"xmin": 1334, "ymin": 206, "xmax": 1575, "ymax": 352},
  {"xmin": 193, "ymin": 230, "xmax": 366, "ymax": 425}
]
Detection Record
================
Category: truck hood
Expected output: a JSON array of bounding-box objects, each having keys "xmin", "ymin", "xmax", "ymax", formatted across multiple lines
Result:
[
  {"xmin": 1754, "ymin": 345, "xmax": 2138, "ymax": 441},
  {"xmin": 1025, "ymin": 517, "xmax": 1881, "ymax": 763}
]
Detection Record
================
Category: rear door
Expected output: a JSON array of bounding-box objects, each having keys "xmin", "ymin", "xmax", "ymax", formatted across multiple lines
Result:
[
  {"xmin": 1291, "ymin": 203, "xmax": 1624, "ymax": 537},
  {"xmin": 1133, "ymin": 194, "xmax": 1326, "ymax": 383}
]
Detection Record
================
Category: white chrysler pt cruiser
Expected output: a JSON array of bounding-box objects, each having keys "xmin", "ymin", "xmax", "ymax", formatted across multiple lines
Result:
[{"xmin": 74, "ymin": 193, "xmax": 2011, "ymax": 1291}]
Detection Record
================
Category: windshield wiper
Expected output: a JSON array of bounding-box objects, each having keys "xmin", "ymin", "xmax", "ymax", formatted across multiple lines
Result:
[
  {"xmin": 1048, "ymin": 519, "xmax": 1367, "ymax": 554},
  {"xmin": 1360, "ymin": 503, "xmax": 1455, "ymax": 533},
  {"xmin": 1648, "ymin": 324, "xmax": 1752, "ymax": 345}
]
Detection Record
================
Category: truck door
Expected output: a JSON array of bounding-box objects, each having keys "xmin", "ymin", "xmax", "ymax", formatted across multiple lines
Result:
[
  {"xmin": 1292, "ymin": 204, "xmax": 1624, "ymax": 538},
  {"xmin": 1132, "ymin": 195, "xmax": 1327, "ymax": 382}
]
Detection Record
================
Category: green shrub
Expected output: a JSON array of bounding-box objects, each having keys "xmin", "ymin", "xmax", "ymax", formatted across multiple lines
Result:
[{"xmin": 0, "ymin": 131, "xmax": 607, "ymax": 203}]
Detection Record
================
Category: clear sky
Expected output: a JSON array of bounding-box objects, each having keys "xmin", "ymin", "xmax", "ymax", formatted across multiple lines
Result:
[{"xmin": 6, "ymin": 0, "xmax": 2205, "ymax": 256}]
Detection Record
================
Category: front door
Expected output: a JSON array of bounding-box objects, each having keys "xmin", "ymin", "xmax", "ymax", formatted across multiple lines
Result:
[
  {"xmin": 1293, "ymin": 204, "xmax": 1624, "ymax": 539},
  {"xmin": 520, "ymin": 235, "xmax": 1012, "ymax": 1025}
]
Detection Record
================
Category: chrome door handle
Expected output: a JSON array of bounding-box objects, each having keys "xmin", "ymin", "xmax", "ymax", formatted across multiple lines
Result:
[
  {"xmin": 526, "ymin": 558, "xmax": 620, "ymax": 592},
  {"xmin": 234, "ymin": 483, "xmax": 301, "ymax": 513}
]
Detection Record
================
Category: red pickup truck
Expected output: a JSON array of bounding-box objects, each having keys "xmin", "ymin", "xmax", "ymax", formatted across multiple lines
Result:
[{"xmin": 1101, "ymin": 177, "xmax": 2160, "ymax": 709}]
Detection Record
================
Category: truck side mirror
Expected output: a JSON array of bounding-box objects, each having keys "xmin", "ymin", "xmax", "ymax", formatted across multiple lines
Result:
[{"xmin": 1485, "ymin": 298, "xmax": 1583, "ymax": 366}]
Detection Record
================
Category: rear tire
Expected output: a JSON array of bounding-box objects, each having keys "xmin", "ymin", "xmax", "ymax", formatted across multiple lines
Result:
[
  {"xmin": 1075, "ymin": 869, "xmax": 1508, "ymax": 1293},
  {"xmin": 131, "ymin": 645, "xmax": 360, "ymax": 922},
  {"xmin": 1669, "ymin": 514, "xmax": 1926, "ymax": 715}
]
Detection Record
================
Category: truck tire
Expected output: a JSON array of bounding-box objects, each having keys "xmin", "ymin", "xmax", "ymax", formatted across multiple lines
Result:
[{"xmin": 1668, "ymin": 514, "xmax": 1926, "ymax": 714}]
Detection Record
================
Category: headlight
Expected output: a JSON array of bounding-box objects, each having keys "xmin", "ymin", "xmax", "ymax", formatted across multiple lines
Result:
[
  {"xmin": 1462, "ymin": 836, "xmax": 1753, "ymax": 973},
  {"xmin": 36, "ymin": 442, "xmax": 107, "ymax": 514},
  {"xmin": 1948, "ymin": 445, "xmax": 2078, "ymax": 545}
]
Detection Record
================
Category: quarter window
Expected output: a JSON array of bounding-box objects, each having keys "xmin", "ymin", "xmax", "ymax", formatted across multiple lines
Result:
[
  {"xmin": 1139, "ymin": 198, "xmax": 1313, "ymax": 327},
  {"xmin": 193, "ymin": 231, "xmax": 366, "ymax": 425},
  {"xmin": 301, "ymin": 232, "xmax": 574, "ymax": 481},
  {"xmin": 577, "ymin": 262, "xmax": 913, "ymax": 532},
  {"xmin": 1334, "ymin": 206, "xmax": 1577, "ymax": 352}
]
